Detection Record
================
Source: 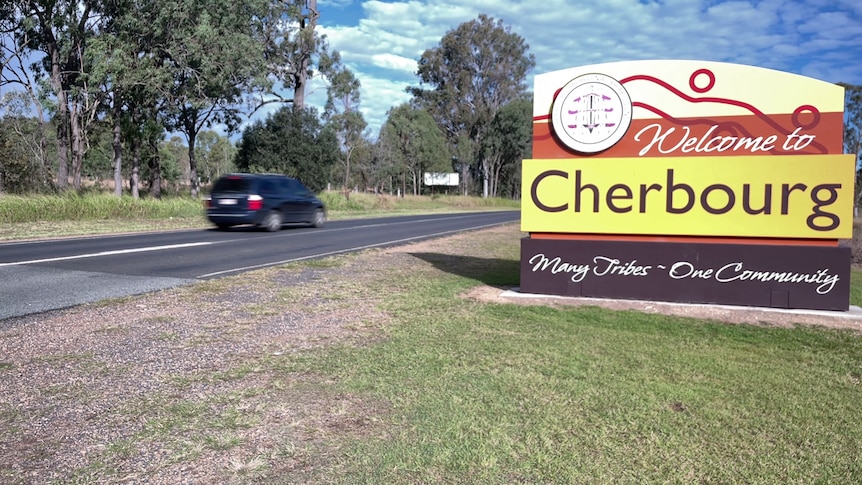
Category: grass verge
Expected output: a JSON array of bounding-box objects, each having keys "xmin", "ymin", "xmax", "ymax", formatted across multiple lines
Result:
[
  {"xmin": 0, "ymin": 191, "xmax": 519, "ymax": 240},
  {"xmin": 264, "ymin": 227, "xmax": 862, "ymax": 483}
]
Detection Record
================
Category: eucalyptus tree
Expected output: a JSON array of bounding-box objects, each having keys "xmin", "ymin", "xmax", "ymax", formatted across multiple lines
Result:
[
  {"xmin": 378, "ymin": 103, "xmax": 450, "ymax": 196},
  {"xmin": 158, "ymin": 0, "xmax": 268, "ymax": 198},
  {"xmin": 87, "ymin": 0, "xmax": 171, "ymax": 197},
  {"xmin": 840, "ymin": 83, "xmax": 862, "ymax": 209},
  {"xmin": 408, "ymin": 14, "xmax": 534, "ymax": 197},
  {"xmin": 482, "ymin": 96, "xmax": 532, "ymax": 198},
  {"xmin": 5, "ymin": 0, "xmax": 102, "ymax": 191},
  {"xmin": 253, "ymin": 0, "xmax": 341, "ymax": 111},
  {"xmin": 195, "ymin": 130, "xmax": 236, "ymax": 185},
  {"xmin": 234, "ymin": 106, "xmax": 338, "ymax": 192},
  {"xmin": 322, "ymin": 56, "xmax": 368, "ymax": 195},
  {"xmin": 1, "ymin": 15, "xmax": 52, "ymax": 191}
]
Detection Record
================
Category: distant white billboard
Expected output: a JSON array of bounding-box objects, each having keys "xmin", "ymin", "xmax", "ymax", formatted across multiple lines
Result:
[{"xmin": 423, "ymin": 172, "xmax": 459, "ymax": 187}]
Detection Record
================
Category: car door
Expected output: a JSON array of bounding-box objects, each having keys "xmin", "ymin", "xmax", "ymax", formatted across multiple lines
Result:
[
  {"xmin": 272, "ymin": 177, "xmax": 301, "ymax": 223},
  {"xmin": 287, "ymin": 178, "xmax": 316, "ymax": 222}
]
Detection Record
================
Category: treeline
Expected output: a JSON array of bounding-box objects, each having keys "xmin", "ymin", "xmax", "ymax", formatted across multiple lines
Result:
[{"xmin": 1, "ymin": 2, "xmax": 533, "ymax": 199}]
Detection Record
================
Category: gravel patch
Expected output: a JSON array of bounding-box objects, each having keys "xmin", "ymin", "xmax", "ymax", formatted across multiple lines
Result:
[{"xmin": 0, "ymin": 247, "xmax": 400, "ymax": 484}]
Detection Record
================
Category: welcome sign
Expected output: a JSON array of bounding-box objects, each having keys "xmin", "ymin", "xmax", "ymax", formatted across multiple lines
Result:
[{"xmin": 520, "ymin": 60, "xmax": 854, "ymax": 311}]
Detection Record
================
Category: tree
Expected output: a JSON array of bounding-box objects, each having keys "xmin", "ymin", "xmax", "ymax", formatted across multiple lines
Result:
[
  {"xmin": 86, "ymin": 0, "xmax": 172, "ymax": 197},
  {"xmin": 6, "ymin": 0, "xmax": 101, "ymax": 191},
  {"xmin": 159, "ymin": 0, "xmax": 268, "ymax": 198},
  {"xmin": 481, "ymin": 96, "xmax": 532, "ymax": 198},
  {"xmin": 322, "ymin": 57, "xmax": 368, "ymax": 196},
  {"xmin": 409, "ymin": 14, "xmax": 534, "ymax": 197},
  {"xmin": 234, "ymin": 106, "xmax": 337, "ymax": 192},
  {"xmin": 253, "ymin": 0, "xmax": 334, "ymax": 111},
  {"xmin": 840, "ymin": 83, "xmax": 862, "ymax": 208},
  {"xmin": 196, "ymin": 130, "xmax": 236, "ymax": 185},
  {"xmin": 0, "ymin": 91, "xmax": 55, "ymax": 192},
  {"xmin": 1, "ymin": 17, "xmax": 52, "ymax": 192},
  {"xmin": 378, "ymin": 104, "xmax": 450, "ymax": 196}
]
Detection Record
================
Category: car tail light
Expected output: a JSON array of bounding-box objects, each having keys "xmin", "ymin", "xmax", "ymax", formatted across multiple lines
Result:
[
  {"xmin": 203, "ymin": 198, "xmax": 212, "ymax": 209},
  {"xmin": 248, "ymin": 194, "xmax": 263, "ymax": 211}
]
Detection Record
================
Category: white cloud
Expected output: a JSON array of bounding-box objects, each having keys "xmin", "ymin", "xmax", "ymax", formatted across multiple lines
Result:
[
  {"xmin": 313, "ymin": 0, "xmax": 862, "ymax": 136},
  {"xmin": 369, "ymin": 53, "xmax": 417, "ymax": 74}
]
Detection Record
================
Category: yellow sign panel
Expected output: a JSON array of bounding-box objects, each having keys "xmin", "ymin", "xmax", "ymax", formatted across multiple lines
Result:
[{"xmin": 521, "ymin": 155, "xmax": 855, "ymax": 239}]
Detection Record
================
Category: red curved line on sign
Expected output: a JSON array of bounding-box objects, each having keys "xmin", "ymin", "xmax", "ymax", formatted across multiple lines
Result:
[
  {"xmin": 622, "ymin": 74, "xmax": 766, "ymax": 114},
  {"xmin": 793, "ymin": 105, "xmax": 821, "ymax": 130},
  {"xmin": 620, "ymin": 74, "xmax": 823, "ymax": 136}
]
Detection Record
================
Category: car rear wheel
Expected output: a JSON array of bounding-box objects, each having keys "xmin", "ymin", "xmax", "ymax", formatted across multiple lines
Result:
[
  {"xmin": 262, "ymin": 210, "xmax": 283, "ymax": 232},
  {"xmin": 311, "ymin": 208, "xmax": 326, "ymax": 228}
]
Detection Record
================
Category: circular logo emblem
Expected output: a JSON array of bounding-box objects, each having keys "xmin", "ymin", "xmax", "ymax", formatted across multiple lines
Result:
[{"xmin": 551, "ymin": 73, "xmax": 633, "ymax": 154}]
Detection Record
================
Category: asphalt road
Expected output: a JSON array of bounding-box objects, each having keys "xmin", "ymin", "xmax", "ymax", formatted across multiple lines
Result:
[{"xmin": 0, "ymin": 211, "xmax": 520, "ymax": 321}]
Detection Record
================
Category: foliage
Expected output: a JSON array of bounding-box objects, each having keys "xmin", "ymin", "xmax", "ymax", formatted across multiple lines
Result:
[
  {"xmin": 840, "ymin": 83, "xmax": 862, "ymax": 206},
  {"xmin": 234, "ymin": 106, "xmax": 338, "ymax": 192},
  {"xmin": 195, "ymin": 130, "xmax": 236, "ymax": 185},
  {"xmin": 2, "ymin": 0, "xmax": 332, "ymax": 196},
  {"xmin": 482, "ymin": 96, "xmax": 532, "ymax": 198},
  {"xmin": 322, "ymin": 55, "xmax": 370, "ymax": 191},
  {"xmin": 409, "ymin": 14, "xmax": 535, "ymax": 197},
  {"xmin": 253, "ymin": 0, "xmax": 330, "ymax": 110},
  {"xmin": 157, "ymin": 0, "xmax": 269, "ymax": 197},
  {"xmin": 317, "ymin": 191, "xmax": 519, "ymax": 214},
  {"xmin": 377, "ymin": 104, "xmax": 450, "ymax": 195},
  {"xmin": 0, "ymin": 114, "xmax": 56, "ymax": 193},
  {"xmin": 0, "ymin": 192, "xmax": 203, "ymax": 223},
  {"xmin": 0, "ymin": 190, "xmax": 518, "ymax": 239}
]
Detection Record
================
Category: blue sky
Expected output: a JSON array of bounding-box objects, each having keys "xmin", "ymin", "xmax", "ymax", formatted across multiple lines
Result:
[{"xmin": 296, "ymin": 0, "xmax": 862, "ymax": 137}]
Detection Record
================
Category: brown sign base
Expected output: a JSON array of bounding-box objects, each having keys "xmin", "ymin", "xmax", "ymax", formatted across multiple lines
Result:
[{"xmin": 520, "ymin": 238, "xmax": 850, "ymax": 311}]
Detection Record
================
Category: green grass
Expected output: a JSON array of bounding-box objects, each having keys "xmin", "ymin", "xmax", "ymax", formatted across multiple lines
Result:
[
  {"xmin": 851, "ymin": 267, "xmax": 862, "ymax": 306},
  {"xmin": 267, "ymin": 233, "xmax": 862, "ymax": 483},
  {"xmin": 0, "ymin": 191, "xmax": 518, "ymax": 240},
  {"xmin": 319, "ymin": 191, "xmax": 519, "ymax": 214},
  {"xmin": 0, "ymin": 192, "xmax": 204, "ymax": 222}
]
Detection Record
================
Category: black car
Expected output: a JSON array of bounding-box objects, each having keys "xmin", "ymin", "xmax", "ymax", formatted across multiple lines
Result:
[{"xmin": 205, "ymin": 173, "xmax": 326, "ymax": 231}]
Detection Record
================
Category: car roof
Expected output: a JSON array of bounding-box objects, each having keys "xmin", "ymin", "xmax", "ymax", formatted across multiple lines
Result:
[{"xmin": 221, "ymin": 173, "xmax": 294, "ymax": 180}]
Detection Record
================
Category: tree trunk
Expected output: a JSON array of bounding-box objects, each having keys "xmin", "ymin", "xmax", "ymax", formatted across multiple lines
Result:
[
  {"xmin": 482, "ymin": 169, "xmax": 489, "ymax": 198},
  {"xmin": 49, "ymin": 43, "xmax": 70, "ymax": 191},
  {"xmin": 294, "ymin": 0, "xmax": 318, "ymax": 109},
  {"xmin": 112, "ymin": 103, "xmax": 123, "ymax": 197},
  {"xmin": 131, "ymin": 137, "xmax": 140, "ymax": 199},
  {"xmin": 69, "ymin": 99, "xmax": 84, "ymax": 190},
  {"xmin": 188, "ymin": 130, "xmax": 199, "ymax": 198},
  {"xmin": 460, "ymin": 163, "xmax": 468, "ymax": 196},
  {"xmin": 148, "ymin": 134, "xmax": 162, "ymax": 199}
]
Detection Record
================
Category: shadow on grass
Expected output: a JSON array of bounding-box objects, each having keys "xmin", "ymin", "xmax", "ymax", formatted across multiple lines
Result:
[{"xmin": 408, "ymin": 252, "xmax": 519, "ymax": 289}]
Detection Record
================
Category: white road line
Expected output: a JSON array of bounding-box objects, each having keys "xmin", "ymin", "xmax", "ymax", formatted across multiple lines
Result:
[
  {"xmin": 197, "ymin": 221, "xmax": 510, "ymax": 278},
  {"xmin": 0, "ymin": 242, "xmax": 213, "ymax": 267}
]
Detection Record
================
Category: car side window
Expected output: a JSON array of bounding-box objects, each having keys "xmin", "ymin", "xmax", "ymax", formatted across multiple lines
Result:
[
  {"xmin": 259, "ymin": 179, "xmax": 277, "ymax": 196},
  {"xmin": 289, "ymin": 179, "xmax": 311, "ymax": 196},
  {"xmin": 277, "ymin": 177, "xmax": 292, "ymax": 195},
  {"xmin": 286, "ymin": 179, "xmax": 300, "ymax": 196}
]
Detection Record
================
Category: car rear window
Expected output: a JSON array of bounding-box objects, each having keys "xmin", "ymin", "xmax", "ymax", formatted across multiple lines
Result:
[{"xmin": 213, "ymin": 176, "xmax": 253, "ymax": 193}]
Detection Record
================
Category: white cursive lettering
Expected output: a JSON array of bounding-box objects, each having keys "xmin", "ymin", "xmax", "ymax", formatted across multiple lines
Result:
[{"xmin": 635, "ymin": 123, "xmax": 796, "ymax": 157}]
